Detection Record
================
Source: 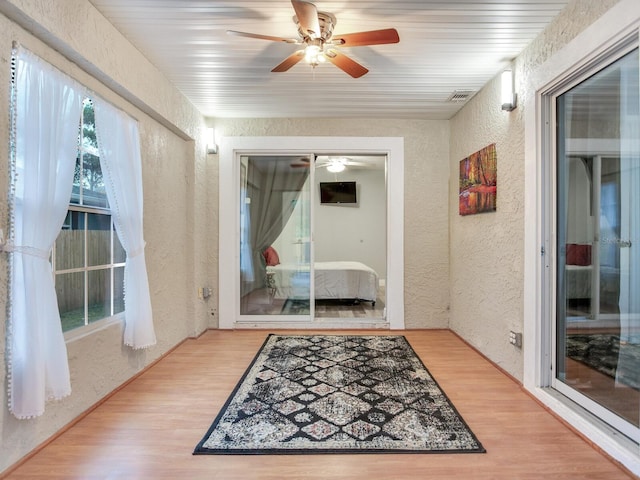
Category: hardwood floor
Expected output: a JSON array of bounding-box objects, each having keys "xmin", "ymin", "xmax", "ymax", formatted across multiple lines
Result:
[{"xmin": 2, "ymin": 330, "xmax": 636, "ymax": 479}]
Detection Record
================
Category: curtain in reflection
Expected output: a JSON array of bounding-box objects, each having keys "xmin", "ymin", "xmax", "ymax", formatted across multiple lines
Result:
[
  {"xmin": 241, "ymin": 158, "xmax": 309, "ymax": 295},
  {"xmin": 240, "ymin": 173, "xmax": 254, "ymax": 284},
  {"xmin": 616, "ymin": 54, "xmax": 640, "ymax": 389}
]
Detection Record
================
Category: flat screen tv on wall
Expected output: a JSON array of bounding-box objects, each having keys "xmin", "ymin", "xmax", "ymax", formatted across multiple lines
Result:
[{"xmin": 319, "ymin": 181, "xmax": 357, "ymax": 204}]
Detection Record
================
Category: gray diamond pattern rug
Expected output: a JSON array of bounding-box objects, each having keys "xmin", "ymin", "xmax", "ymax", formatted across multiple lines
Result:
[{"xmin": 194, "ymin": 334, "xmax": 485, "ymax": 454}]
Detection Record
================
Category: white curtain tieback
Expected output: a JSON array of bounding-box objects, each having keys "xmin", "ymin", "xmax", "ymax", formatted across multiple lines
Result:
[{"xmin": 4, "ymin": 242, "xmax": 50, "ymax": 260}]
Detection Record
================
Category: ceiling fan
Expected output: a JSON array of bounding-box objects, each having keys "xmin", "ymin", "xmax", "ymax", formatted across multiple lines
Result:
[{"xmin": 227, "ymin": 0, "xmax": 400, "ymax": 78}]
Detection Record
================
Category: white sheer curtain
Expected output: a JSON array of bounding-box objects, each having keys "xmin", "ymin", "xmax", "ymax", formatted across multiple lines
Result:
[
  {"xmin": 93, "ymin": 100, "xmax": 156, "ymax": 349},
  {"xmin": 8, "ymin": 47, "xmax": 84, "ymax": 418}
]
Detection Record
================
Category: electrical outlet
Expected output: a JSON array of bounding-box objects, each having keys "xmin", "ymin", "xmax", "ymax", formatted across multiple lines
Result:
[
  {"xmin": 509, "ymin": 331, "xmax": 522, "ymax": 348},
  {"xmin": 198, "ymin": 287, "xmax": 212, "ymax": 300}
]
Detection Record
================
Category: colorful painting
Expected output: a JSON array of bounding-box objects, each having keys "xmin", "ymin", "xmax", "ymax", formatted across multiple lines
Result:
[{"xmin": 459, "ymin": 143, "xmax": 497, "ymax": 216}]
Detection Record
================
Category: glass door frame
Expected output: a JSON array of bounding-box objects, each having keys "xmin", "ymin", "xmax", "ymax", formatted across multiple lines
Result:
[
  {"xmin": 523, "ymin": 2, "xmax": 640, "ymax": 472},
  {"xmin": 218, "ymin": 136, "xmax": 405, "ymax": 330},
  {"xmin": 545, "ymin": 39, "xmax": 640, "ymax": 443}
]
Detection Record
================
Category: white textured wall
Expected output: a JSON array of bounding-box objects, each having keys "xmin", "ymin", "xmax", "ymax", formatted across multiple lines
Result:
[
  {"xmin": 449, "ymin": 0, "xmax": 621, "ymax": 380},
  {"xmin": 214, "ymin": 118, "xmax": 451, "ymax": 329},
  {"xmin": 0, "ymin": 1, "xmax": 213, "ymax": 473}
]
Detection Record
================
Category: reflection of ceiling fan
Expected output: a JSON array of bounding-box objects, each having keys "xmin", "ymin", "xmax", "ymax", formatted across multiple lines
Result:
[
  {"xmin": 290, "ymin": 156, "xmax": 369, "ymax": 172},
  {"xmin": 290, "ymin": 157, "xmax": 312, "ymax": 168},
  {"xmin": 227, "ymin": 0, "xmax": 400, "ymax": 78},
  {"xmin": 316, "ymin": 156, "xmax": 369, "ymax": 172}
]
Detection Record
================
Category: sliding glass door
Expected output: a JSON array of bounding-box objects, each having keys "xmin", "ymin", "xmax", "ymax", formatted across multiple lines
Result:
[
  {"xmin": 313, "ymin": 155, "xmax": 387, "ymax": 320},
  {"xmin": 239, "ymin": 155, "xmax": 312, "ymax": 317},
  {"xmin": 554, "ymin": 47, "xmax": 639, "ymax": 442},
  {"xmin": 218, "ymin": 136, "xmax": 404, "ymax": 329},
  {"xmin": 236, "ymin": 153, "xmax": 388, "ymax": 322}
]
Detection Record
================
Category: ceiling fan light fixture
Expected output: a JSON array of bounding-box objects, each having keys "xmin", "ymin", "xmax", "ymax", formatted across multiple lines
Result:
[
  {"xmin": 304, "ymin": 44, "xmax": 325, "ymax": 66},
  {"xmin": 326, "ymin": 158, "xmax": 346, "ymax": 173}
]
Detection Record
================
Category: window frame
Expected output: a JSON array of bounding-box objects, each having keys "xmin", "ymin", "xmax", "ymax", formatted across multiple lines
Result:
[{"xmin": 52, "ymin": 98, "xmax": 126, "ymax": 338}]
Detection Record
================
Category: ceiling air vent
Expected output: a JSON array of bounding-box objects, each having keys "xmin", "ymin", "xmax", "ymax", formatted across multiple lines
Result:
[{"xmin": 447, "ymin": 90, "xmax": 476, "ymax": 103}]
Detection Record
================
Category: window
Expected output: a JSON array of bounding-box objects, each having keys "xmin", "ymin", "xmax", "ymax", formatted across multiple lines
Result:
[{"xmin": 53, "ymin": 99, "xmax": 125, "ymax": 332}]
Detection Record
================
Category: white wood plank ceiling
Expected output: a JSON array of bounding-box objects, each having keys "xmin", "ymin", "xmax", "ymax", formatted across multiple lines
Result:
[{"xmin": 88, "ymin": 0, "xmax": 570, "ymax": 119}]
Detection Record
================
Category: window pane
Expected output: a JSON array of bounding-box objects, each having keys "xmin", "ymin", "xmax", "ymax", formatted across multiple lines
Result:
[
  {"xmin": 57, "ymin": 272, "xmax": 85, "ymax": 332},
  {"xmin": 56, "ymin": 211, "xmax": 84, "ymax": 270},
  {"xmin": 71, "ymin": 154, "xmax": 82, "ymax": 205},
  {"xmin": 56, "ymin": 98, "xmax": 119, "ymax": 333},
  {"xmin": 114, "ymin": 227, "xmax": 125, "ymax": 264},
  {"xmin": 88, "ymin": 269, "xmax": 111, "ymax": 323},
  {"xmin": 82, "ymin": 152, "xmax": 108, "ymax": 208},
  {"xmin": 114, "ymin": 266, "xmax": 125, "ymax": 315},
  {"xmin": 82, "ymin": 98, "xmax": 97, "ymax": 151},
  {"xmin": 87, "ymin": 213, "xmax": 111, "ymax": 267},
  {"xmin": 79, "ymin": 99, "xmax": 108, "ymax": 208}
]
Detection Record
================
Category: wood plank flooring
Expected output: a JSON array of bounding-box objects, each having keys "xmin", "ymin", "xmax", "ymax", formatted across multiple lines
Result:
[{"xmin": 2, "ymin": 330, "xmax": 636, "ymax": 479}]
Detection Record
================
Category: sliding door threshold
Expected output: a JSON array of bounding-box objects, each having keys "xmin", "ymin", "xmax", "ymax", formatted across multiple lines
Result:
[{"xmin": 234, "ymin": 319, "xmax": 389, "ymax": 330}]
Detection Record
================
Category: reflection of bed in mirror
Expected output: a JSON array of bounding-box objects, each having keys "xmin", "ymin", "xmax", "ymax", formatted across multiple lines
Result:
[
  {"xmin": 266, "ymin": 261, "xmax": 379, "ymax": 305},
  {"xmin": 566, "ymin": 264, "xmax": 592, "ymax": 300},
  {"xmin": 564, "ymin": 244, "xmax": 619, "ymax": 308},
  {"xmin": 566, "ymin": 265, "xmax": 619, "ymax": 299}
]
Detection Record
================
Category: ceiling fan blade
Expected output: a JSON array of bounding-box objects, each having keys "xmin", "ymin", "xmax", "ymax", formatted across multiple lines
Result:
[
  {"xmin": 291, "ymin": 0, "xmax": 321, "ymax": 39},
  {"xmin": 331, "ymin": 28, "xmax": 400, "ymax": 47},
  {"xmin": 345, "ymin": 161, "xmax": 369, "ymax": 166},
  {"xmin": 291, "ymin": 157, "xmax": 311, "ymax": 167},
  {"xmin": 272, "ymin": 51, "xmax": 304, "ymax": 72},
  {"xmin": 324, "ymin": 50, "xmax": 368, "ymax": 78},
  {"xmin": 227, "ymin": 30, "xmax": 298, "ymax": 43}
]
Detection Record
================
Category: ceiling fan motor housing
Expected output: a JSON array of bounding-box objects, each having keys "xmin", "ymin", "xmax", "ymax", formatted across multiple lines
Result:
[{"xmin": 294, "ymin": 11, "xmax": 336, "ymax": 42}]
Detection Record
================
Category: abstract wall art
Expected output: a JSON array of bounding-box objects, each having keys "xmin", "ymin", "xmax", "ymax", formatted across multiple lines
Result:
[{"xmin": 459, "ymin": 143, "xmax": 497, "ymax": 216}]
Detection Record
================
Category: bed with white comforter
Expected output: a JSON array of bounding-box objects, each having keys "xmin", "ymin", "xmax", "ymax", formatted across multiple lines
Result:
[{"xmin": 266, "ymin": 261, "xmax": 378, "ymax": 303}]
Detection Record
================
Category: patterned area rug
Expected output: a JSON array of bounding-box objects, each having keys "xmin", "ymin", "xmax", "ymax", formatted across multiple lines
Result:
[
  {"xmin": 567, "ymin": 334, "xmax": 639, "ymax": 390},
  {"xmin": 194, "ymin": 334, "xmax": 485, "ymax": 454}
]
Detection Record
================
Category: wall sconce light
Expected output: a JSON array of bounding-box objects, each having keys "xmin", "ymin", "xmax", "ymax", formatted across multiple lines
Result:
[
  {"xmin": 206, "ymin": 127, "xmax": 218, "ymax": 154},
  {"xmin": 501, "ymin": 69, "xmax": 517, "ymax": 112}
]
